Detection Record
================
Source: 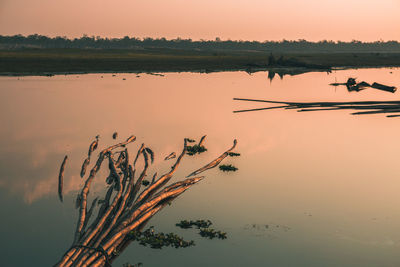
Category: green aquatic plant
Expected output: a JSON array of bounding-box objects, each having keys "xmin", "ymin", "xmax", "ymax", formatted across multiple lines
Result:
[
  {"xmin": 199, "ymin": 228, "xmax": 227, "ymax": 239},
  {"xmin": 219, "ymin": 164, "xmax": 238, "ymax": 172},
  {"xmin": 176, "ymin": 219, "xmax": 212, "ymax": 229},
  {"xmin": 129, "ymin": 227, "xmax": 195, "ymax": 249}
]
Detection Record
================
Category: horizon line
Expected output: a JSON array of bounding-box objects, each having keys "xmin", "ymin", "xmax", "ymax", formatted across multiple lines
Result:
[{"xmin": 1, "ymin": 34, "xmax": 399, "ymax": 44}]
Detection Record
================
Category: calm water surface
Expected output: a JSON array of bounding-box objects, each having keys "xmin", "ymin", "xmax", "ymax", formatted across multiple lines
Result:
[{"xmin": 1, "ymin": 68, "xmax": 400, "ymax": 267}]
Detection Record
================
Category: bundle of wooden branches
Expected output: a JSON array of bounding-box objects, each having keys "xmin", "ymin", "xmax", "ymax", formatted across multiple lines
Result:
[
  {"xmin": 233, "ymin": 98, "xmax": 400, "ymax": 117},
  {"xmin": 55, "ymin": 135, "xmax": 237, "ymax": 267}
]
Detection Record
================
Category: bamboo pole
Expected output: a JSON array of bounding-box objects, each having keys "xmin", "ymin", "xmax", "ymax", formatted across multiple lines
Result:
[{"xmin": 233, "ymin": 98, "xmax": 400, "ymax": 117}]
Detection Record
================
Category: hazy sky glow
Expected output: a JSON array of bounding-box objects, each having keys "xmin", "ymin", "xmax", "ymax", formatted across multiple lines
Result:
[{"xmin": 0, "ymin": 0, "xmax": 399, "ymax": 41}]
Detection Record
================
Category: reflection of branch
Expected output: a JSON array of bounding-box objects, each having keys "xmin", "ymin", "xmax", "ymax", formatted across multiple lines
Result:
[
  {"xmin": 233, "ymin": 98, "xmax": 400, "ymax": 117},
  {"xmin": 54, "ymin": 135, "xmax": 237, "ymax": 267}
]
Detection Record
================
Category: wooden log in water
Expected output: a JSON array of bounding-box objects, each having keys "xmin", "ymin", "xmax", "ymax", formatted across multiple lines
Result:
[{"xmin": 371, "ymin": 82, "xmax": 397, "ymax": 93}]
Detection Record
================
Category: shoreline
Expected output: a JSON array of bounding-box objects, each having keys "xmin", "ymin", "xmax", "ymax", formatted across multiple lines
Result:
[
  {"xmin": 1, "ymin": 66, "xmax": 398, "ymax": 78},
  {"xmin": 0, "ymin": 67, "xmax": 328, "ymax": 77},
  {"xmin": 1, "ymin": 48, "xmax": 400, "ymax": 77}
]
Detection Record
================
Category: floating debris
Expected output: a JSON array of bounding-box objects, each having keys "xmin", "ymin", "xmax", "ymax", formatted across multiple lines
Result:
[
  {"xmin": 142, "ymin": 180, "xmax": 150, "ymax": 186},
  {"xmin": 151, "ymin": 172, "xmax": 157, "ymax": 184},
  {"xmin": 228, "ymin": 152, "xmax": 241, "ymax": 157},
  {"xmin": 347, "ymin": 77, "xmax": 356, "ymax": 86},
  {"xmin": 146, "ymin": 72, "xmax": 165, "ymax": 77},
  {"xmin": 244, "ymin": 223, "xmax": 291, "ymax": 234},
  {"xmin": 144, "ymin": 147, "xmax": 154, "ymax": 163},
  {"xmin": 112, "ymin": 132, "xmax": 118, "ymax": 139},
  {"xmin": 198, "ymin": 135, "xmax": 206, "ymax": 146},
  {"xmin": 330, "ymin": 78, "xmax": 396, "ymax": 93},
  {"xmin": 129, "ymin": 227, "xmax": 195, "ymax": 249},
  {"xmin": 88, "ymin": 137, "xmax": 99, "ymax": 157},
  {"xmin": 58, "ymin": 155, "xmax": 68, "ymax": 202},
  {"xmin": 357, "ymin": 81, "xmax": 371, "ymax": 88},
  {"xmin": 371, "ymin": 82, "xmax": 396, "ymax": 93},
  {"xmin": 219, "ymin": 164, "xmax": 238, "ymax": 172},
  {"xmin": 80, "ymin": 158, "xmax": 90, "ymax": 178},
  {"xmin": 185, "ymin": 138, "xmax": 196, "ymax": 143},
  {"xmin": 176, "ymin": 219, "xmax": 212, "ymax": 229},
  {"xmin": 164, "ymin": 152, "xmax": 176, "ymax": 160}
]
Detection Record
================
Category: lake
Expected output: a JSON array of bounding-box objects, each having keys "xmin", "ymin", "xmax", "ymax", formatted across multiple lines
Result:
[{"xmin": 0, "ymin": 68, "xmax": 400, "ymax": 267}]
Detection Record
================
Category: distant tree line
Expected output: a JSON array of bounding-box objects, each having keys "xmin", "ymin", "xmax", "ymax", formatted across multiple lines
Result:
[{"xmin": 1, "ymin": 34, "xmax": 400, "ymax": 52}]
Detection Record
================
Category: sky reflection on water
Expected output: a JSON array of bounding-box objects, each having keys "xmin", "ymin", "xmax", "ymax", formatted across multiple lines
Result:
[{"xmin": 0, "ymin": 68, "xmax": 400, "ymax": 266}]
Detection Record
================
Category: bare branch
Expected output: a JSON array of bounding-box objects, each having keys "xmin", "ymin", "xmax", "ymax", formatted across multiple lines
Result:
[{"xmin": 186, "ymin": 139, "xmax": 237, "ymax": 177}]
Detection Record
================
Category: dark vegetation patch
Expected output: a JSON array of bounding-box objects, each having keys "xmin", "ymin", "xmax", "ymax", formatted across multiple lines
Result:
[
  {"xmin": 219, "ymin": 164, "xmax": 238, "ymax": 172},
  {"xmin": 186, "ymin": 144, "xmax": 207, "ymax": 156},
  {"xmin": 199, "ymin": 228, "xmax": 227, "ymax": 240},
  {"xmin": 129, "ymin": 227, "xmax": 195, "ymax": 249},
  {"xmin": 228, "ymin": 152, "xmax": 241, "ymax": 157},
  {"xmin": 176, "ymin": 219, "xmax": 212, "ymax": 229}
]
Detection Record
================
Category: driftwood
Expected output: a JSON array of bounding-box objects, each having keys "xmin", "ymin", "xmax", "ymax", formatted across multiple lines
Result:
[
  {"xmin": 81, "ymin": 137, "xmax": 100, "ymax": 178},
  {"xmin": 198, "ymin": 135, "xmax": 206, "ymax": 147},
  {"xmin": 164, "ymin": 152, "xmax": 176, "ymax": 161},
  {"xmin": 233, "ymin": 98, "xmax": 400, "ymax": 118},
  {"xmin": 330, "ymin": 78, "xmax": 396, "ymax": 93},
  {"xmin": 54, "ymin": 135, "xmax": 237, "ymax": 267},
  {"xmin": 58, "ymin": 155, "xmax": 68, "ymax": 202},
  {"xmin": 371, "ymin": 82, "xmax": 396, "ymax": 93}
]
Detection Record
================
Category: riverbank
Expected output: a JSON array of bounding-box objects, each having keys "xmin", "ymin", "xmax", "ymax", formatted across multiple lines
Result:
[{"xmin": 1, "ymin": 48, "xmax": 400, "ymax": 76}]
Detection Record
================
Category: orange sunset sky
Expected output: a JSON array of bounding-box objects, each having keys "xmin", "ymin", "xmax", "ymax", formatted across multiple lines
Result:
[{"xmin": 0, "ymin": 0, "xmax": 399, "ymax": 42}]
